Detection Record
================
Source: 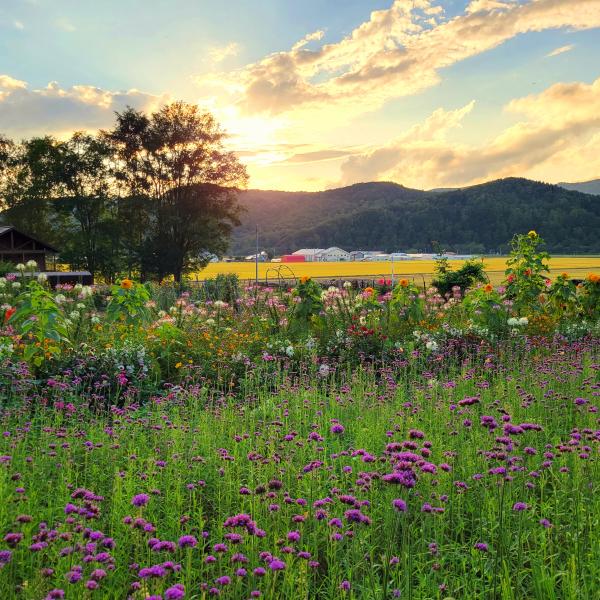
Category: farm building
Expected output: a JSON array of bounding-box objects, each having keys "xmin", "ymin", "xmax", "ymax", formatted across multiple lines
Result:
[
  {"xmin": 0, "ymin": 224, "xmax": 93, "ymax": 286},
  {"xmin": 349, "ymin": 250, "xmax": 384, "ymax": 261},
  {"xmin": 281, "ymin": 254, "xmax": 306, "ymax": 263},
  {"xmin": 291, "ymin": 249, "xmax": 324, "ymax": 262},
  {"xmin": 0, "ymin": 225, "xmax": 58, "ymax": 271},
  {"xmin": 318, "ymin": 247, "xmax": 350, "ymax": 261},
  {"xmin": 289, "ymin": 247, "xmax": 350, "ymax": 262}
]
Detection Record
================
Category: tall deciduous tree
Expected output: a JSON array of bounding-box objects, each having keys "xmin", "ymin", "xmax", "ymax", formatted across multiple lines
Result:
[{"xmin": 106, "ymin": 101, "xmax": 248, "ymax": 281}]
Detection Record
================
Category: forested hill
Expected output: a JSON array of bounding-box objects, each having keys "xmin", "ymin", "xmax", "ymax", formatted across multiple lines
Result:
[{"xmin": 232, "ymin": 178, "xmax": 600, "ymax": 255}]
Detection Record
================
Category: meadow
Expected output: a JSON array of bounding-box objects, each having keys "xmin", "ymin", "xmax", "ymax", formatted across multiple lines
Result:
[
  {"xmin": 0, "ymin": 232, "xmax": 599, "ymax": 600},
  {"xmin": 195, "ymin": 256, "xmax": 600, "ymax": 286}
]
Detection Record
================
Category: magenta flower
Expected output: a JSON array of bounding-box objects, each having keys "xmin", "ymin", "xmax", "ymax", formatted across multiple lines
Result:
[{"xmin": 131, "ymin": 494, "xmax": 149, "ymax": 507}]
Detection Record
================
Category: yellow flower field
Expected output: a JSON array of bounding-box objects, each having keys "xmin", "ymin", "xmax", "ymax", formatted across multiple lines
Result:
[{"xmin": 192, "ymin": 256, "xmax": 600, "ymax": 285}]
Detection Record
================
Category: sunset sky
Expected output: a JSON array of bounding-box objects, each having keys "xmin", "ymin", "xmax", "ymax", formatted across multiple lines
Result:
[{"xmin": 1, "ymin": 0, "xmax": 600, "ymax": 191}]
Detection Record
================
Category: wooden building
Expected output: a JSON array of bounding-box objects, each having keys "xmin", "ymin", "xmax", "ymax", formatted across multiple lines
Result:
[{"xmin": 0, "ymin": 225, "xmax": 58, "ymax": 271}]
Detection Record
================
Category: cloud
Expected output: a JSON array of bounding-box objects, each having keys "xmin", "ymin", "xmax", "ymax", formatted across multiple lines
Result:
[
  {"xmin": 292, "ymin": 29, "xmax": 325, "ymax": 51},
  {"xmin": 338, "ymin": 77, "xmax": 600, "ymax": 188},
  {"xmin": 546, "ymin": 44, "xmax": 574, "ymax": 57},
  {"xmin": 55, "ymin": 17, "xmax": 76, "ymax": 32},
  {"xmin": 207, "ymin": 42, "xmax": 241, "ymax": 64},
  {"xmin": 194, "ymin": 0, "xmax": 600, "ymax": 120},
  {"xmin": 0, "ymin": 77, "xmax": 168, "ymax": 137},
  {"xmin": 13, "ymin": 20, "xmax": 24, "ymax": 30}
]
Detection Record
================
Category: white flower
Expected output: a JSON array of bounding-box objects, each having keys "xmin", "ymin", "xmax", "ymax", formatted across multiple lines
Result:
[
  {"xmin": 26, "ymin": 260, "xmax": 38, "ymax": 269},
  {"xmin": 54, "ymin": 294, "xmax": 66, "ymax": 304},
  {"xmin": 15, "ymin": 263, "xmax": 26, "ymax": 271},
  {"xmin": 158, "ymin": 310, "xmax": 167, "ymax": 318},
  {"xmin": 91, "ymin": 315, "xmax": 100, "ymax": 325},
  {"xmin": 11, "ymin": 282, "xmax": 21, "ymax": 289},
  {"xmin": 0, "ymin": 278, "xmax": 6, "ymax": 287},
  {"xmin": 518, "ymin": 317, "xmax": 529, "ymax": 326},
  {"xmin": 318, "ymin": 364, "xmax": 330, "ymax": 377},
  {"xmin": 425, "ymin": 340, "xmax": 438, "ymax": 352},
  {"xmin": 69, "ymin": 311, "xmax": 80, "ymax": 319},
  {"xmin": 205, "ymin": 318, "xmax": 215, "ymax": 325},
  {"xmin": 507, "ymin": 317, "xmax": 518, "ymax": 326},
  {"xmin": 76, "ymin": 303, "xmax": 85, "ymax": 309},
  {"xmin": 343, "ymin": 281, "xmax": 352, "ymax": 289},
  {"xmin": 37, "ymin": 273, "xmax": 48, "ymax": 283},
  {"xmin": 213, "ymin": 300, "xmax": 226, "ymax": 309},
  {"xmin": 285, "ymin": 345, "xmax": 294, "ymax": 357}
]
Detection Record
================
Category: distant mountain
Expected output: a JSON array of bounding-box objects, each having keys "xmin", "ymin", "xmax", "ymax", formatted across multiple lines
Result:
[
  {"xmin": 558, "ymin": 179, "xmax": 600, "ymax": 195},
  {"xmin": 231, "ymin": 177, "xmax": 600, "ymax": 255}
]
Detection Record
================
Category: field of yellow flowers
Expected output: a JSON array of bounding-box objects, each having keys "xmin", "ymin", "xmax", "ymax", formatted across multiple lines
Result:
[{"xmin": 195, "ymin": 256, "xmax": 600, "ymax": 285}]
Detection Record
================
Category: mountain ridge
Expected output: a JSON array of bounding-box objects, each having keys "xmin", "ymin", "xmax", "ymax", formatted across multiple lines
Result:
[{"xmin": 231, "ymin": 177, "xmax": 600, "ymax": 255}]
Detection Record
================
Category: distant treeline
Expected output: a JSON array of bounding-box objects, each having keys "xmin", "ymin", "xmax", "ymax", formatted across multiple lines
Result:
[
  {"xmin": 0, "ymin": 101, "xmax": 247, "ymax": 281},
  {"xmin": 233, "ymin": 178, "xmax": 600, "ymax": 256}
]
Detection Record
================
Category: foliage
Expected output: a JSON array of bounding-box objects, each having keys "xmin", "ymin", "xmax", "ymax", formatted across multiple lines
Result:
[
  {"xmin": 289, "ymin": 276, "xmax": 324, "ymax": 336},
  {"xmin": 431, "ymin": 257, "xmax": 487, "ymax": 296},
  {"xmin": 0, "ymin": 260, "xmax": 15, "ymax": 277},
  {"xmin": 0, "ymin": 103, "xmax": 247, "ymax": 282},
  {"xmin": 105, "ymin": 101, "xmax": 248, "ymax": 281},
  {"xmin": 8, "ymin": 279, "xmax": 67, "ymax": 367},
  {"xmin": 504, "ymin": 231, "xmax": 550, "ymax": 315},
  {"xmin": 106, "ymin": 280, "xmax": 152, "ymax": 326}
]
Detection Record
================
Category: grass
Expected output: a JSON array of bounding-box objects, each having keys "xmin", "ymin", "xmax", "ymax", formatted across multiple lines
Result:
[
  {"xmin": 0, "ymin": 339, "xmax": 598, "ymax": 599},
  {"xmin": 193, "ymin": 256, "xmax": 600, "ymax": 285}
]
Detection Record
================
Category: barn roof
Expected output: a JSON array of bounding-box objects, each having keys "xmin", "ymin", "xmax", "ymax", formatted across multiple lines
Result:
[{"xmin": 0, "ymin": 225, "xmax": 59, "ymax": 253}]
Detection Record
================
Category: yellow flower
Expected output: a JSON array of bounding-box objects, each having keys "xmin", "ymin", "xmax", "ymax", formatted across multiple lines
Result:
[
  {"xmin": 399, "ymin": 278, "xmax": 409, "ymax": 288},
  {"xmin": 300, "ymin": 275, "xmax": 310, "ymax": 284},
  {"xmin": 527, "ymin": 230, "xmax": 537, "ymax": 239},
  {"xmin": 121, "ymin": 279, "xmax": 133, "ymax": 290},
  {"xmin": 175, "ymin": 362, "xmax": 182, "ymax": 368}
]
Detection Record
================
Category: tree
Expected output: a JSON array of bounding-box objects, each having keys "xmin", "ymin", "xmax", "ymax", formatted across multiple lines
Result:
[
  {"xmin": 0, "ymin": 133, "xmax": 123, "ymax": 279},
  {"xmin": 105, "ymin": 101, "xmax": 248, "ymax": 281}
]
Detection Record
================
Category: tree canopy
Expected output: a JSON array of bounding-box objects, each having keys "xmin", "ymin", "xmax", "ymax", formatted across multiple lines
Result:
[{"xmin": 0, "ymin": 102, "xmax": 247, "ymax": 281}]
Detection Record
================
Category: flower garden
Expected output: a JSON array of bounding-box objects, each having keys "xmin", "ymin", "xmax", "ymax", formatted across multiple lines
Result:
[{"xmin": 0, "ymin": 232, "xmax": 599, "ymax": 600}]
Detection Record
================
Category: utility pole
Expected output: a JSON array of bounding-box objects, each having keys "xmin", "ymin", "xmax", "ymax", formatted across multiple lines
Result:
[
  {"xmin": 255, "ymin": 224, "xmax": 259, "ymax": 286},
  {"xmin": 391, "ymin": 252, "xmax": 395, "ymax": 285}
]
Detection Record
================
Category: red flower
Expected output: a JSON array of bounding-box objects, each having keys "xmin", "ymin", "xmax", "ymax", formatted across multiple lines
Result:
[{"xmin": 4, "ymin": 307, "xmax": 16, "ymax": 323}]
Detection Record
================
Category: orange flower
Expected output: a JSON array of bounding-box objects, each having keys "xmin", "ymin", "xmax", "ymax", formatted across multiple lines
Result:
[
  {"xmin": 483, "ymin": 283, "xmax": 493, "ymax": 293},
  {"xmin": 364, "ymin": 286, "xmax": 375, "ymax": 295},
  {"xmin": 561, "ymin": 272, "xmax": 569, "ymax": 279},
  {"xmin": 587, "ymin": 273, "xmax": 600, "ymax": 284},
  {"xmin": 300, "ymin": 275, "xmax": 310, "ymax": 284},
  {"xmin": 399, "ymin": 278, "xmax": 409, "ymax": 288},
  {"xmin": 120, "ymin": 279, "xmax": 133, "ymax": 290}
]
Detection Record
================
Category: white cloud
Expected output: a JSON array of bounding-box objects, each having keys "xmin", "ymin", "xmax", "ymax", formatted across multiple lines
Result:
[
  {"xmin": 0, "ymin": 77, "xmax": 169, "ymax": 137},
  {"xmin": 55, "ymin": 17, "xmax": 76, "ymax": 32},
  {"xmin": 207, "ymin": 42, "xmax": 241, "ymax": 64},
  {"xmin": 13, "ymin": 20, "xmax": 24, "ymax": 30},
  {"xmin": 194, "ymin": 0, "xmax": 600, "ymax": 120},
  {"xmin": 338, "ymin": 77, "xmax": 600, "ymax": 188},
  {"xmin": 546, "ymin": 44, "xmax": 574, "ymax": 57}
]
